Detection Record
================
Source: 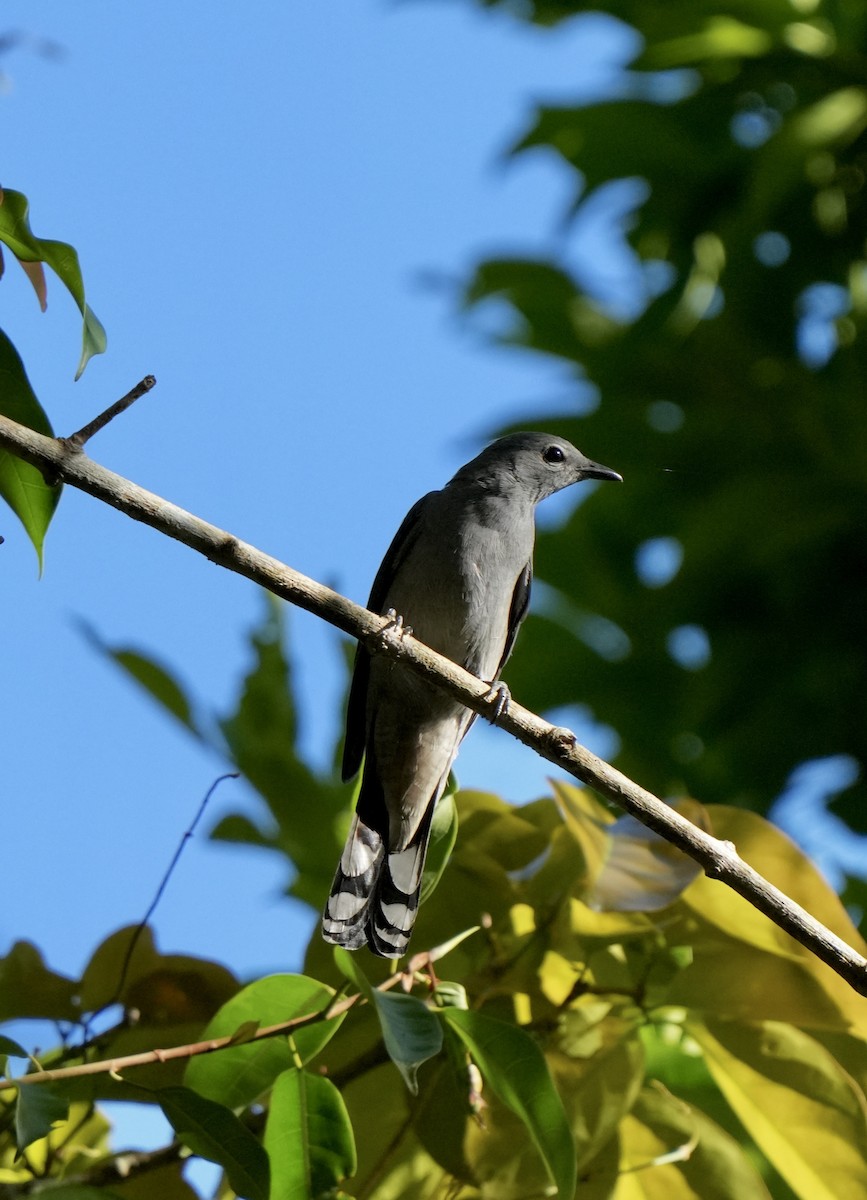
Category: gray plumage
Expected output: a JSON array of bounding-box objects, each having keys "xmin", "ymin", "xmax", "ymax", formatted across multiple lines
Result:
[{"xmin": 322, "ymin": 432, "xmax": 621, "ymax": 957}]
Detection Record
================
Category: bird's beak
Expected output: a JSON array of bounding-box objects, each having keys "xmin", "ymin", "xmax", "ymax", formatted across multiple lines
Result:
[{"xmin": 581, "ymin": 459, "xmax": 622, "ymax": 483}]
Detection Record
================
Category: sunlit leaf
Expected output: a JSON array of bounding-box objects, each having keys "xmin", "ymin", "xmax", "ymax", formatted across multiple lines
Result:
[
  {"xmin": 443, "ymin": 1007, "xmax": 576, "ymax": 1198},
  {"xmin": 553, "ymin": 780, "xmax": 614, "ymax": 887},
  {"xmin": 668, "ymin": 807, "xmax": 867, "ymax": 1035},
  {"xmin": 592, "ymin": 816, "xmax": 705, "ymax": 911},
  {"xmin": 185, "ymin": 974, "xmax": 343, "ymax": 1108},
  {"xmin": 693, "ymin": 1019, "xmax": 867, "ymax": 1200},
  {"xmin": 264, "ymin": 1068, "xmax": 356, "ymax": 1200}
]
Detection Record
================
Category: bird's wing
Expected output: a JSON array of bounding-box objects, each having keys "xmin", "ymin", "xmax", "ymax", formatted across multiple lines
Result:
[
  {"xmin": 341, "ymin": 491, "xmax": 436, "ymax": 782},
  {"xmin": 498, "ymin": 560, "xmax": 532, "ymax": 674}
]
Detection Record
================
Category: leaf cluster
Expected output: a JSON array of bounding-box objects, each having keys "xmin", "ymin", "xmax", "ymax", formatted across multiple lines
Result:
[
  {"xmin": 3, "ymin": 604, "xmax": 866, "ymax": 1198},
  {"xmin": 457, "ymin": 0, "xmax": 867, "ymax": 855}
]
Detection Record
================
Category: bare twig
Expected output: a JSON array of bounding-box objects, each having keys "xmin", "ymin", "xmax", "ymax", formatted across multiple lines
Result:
[
  {"xmin": 103, "ymin": 773, "xmax": 239, "ymax": 1013},
  {"xmin": 2, "ymin": 412, "xmax": 867, "ymax": 995},
  {"xmin": 63, "ymin": 375, "xmax": 156, "ymax": 448}
]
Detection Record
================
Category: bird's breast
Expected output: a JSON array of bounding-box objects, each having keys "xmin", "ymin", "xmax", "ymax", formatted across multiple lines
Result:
[{"xmin": 382, "ymin": 510, "xmax": 532, "ymax": 679}]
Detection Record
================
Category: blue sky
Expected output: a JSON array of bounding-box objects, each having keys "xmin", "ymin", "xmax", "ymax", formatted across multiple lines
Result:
[{"xmin": 3, "ymin": 2, "xmax": 637, "ymax": 989}]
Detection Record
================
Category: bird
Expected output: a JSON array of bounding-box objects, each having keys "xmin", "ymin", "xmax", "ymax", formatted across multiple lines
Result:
[{"xmin": 322, "ymin": 432, "xmax": 621, "ymax": 957}]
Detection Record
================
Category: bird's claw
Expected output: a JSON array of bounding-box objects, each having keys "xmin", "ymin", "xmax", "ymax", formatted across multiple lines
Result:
[
  {"xmin": 484, "ymin": 680, "xmax": 511, "ymax": 723},
  {"xmin": 381, "ymin": 609, "xmax": 413, "ymax": 645}
]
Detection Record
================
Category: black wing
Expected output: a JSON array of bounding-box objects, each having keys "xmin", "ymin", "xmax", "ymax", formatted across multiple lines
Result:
[
  {"xmin": 341, "ymin": 491, "xmax": 436, "ymax": 782},
  {"xmin": 498, "ymin": 560, "xmax": 532, "ymax": 675}
]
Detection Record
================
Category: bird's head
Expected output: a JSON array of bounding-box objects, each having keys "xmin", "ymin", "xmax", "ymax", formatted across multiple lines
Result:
[{"xmin": 461, "ymin": 432, "xmax": 622, "ymax": 504}]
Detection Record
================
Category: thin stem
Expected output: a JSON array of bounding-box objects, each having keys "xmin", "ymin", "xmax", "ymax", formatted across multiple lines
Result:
[
  {"xmin": 100, "ymin": 773, "xmax": 238, "ymax": 1013},
  {"xmin": 64, "ymin": 375, "xmax": 156, "ymax": 448},
  {"xmin": 0, "ymin": 965, "xmax": 413, "ymax": 1089}
]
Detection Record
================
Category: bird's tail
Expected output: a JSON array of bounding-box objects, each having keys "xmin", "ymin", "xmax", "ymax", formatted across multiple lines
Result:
[
  {"xmin": 322, "ymin": 793, "xmax": 437, "ymax": 959},
  {"xmin": 321, "ymin": 813, "xmax": 385, "ymax": 951}
]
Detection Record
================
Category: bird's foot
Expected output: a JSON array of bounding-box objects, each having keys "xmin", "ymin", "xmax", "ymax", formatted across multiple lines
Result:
[
  {"xmin": 483, "ymin": 680, "xmax": 511, "ymax": 723},
  {"xmin": 381, "ymin": 609, "xmax": 413, "ymax": 647}
]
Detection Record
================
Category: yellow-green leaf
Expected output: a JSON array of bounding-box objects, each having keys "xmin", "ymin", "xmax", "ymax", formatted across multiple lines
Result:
[
  {"xmin": 692, "ymin": 1019, "xmax": 867, "ymax": 1200},
  {"xmin": 617, "ymin": 1082, "xmax": 773, "ymax": 1198}
]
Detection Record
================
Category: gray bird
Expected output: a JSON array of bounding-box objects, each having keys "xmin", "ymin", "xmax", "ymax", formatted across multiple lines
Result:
[{"xmin": 322, "ymin": 432, "xmax": 621, "ymax": 957}]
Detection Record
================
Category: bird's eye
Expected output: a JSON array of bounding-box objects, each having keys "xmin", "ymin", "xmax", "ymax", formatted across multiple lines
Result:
[{"xmin": 543, "ymin": 445, "xmax": 565, "ymax": 464}]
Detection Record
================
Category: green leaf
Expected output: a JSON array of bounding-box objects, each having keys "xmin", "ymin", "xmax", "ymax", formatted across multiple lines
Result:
[
  {"xmin": 111, "ymin": 1163, "xmax": 198, "ymax": 1199},
  {"xmin": 0, "ymin": 1035, "xmax": 27, "ymax": 1083},
  {"xmin": 264, "ymin": 1068, "xmax": 356, "ymax": 1200},
  {"xmin": 79, "ymin": 625, "xmax": 200, "ymax": 735},
  {"xmin": 693, "ymin": 1019, "xmax": 867, "ymax": 1200},
  {"xmin": 0, "ymin": 329, "xmax": 61, "ymax": 567},
  {"xmin": 666, "ymin": 808, "xmax": 867, "ymax": 1036},
  {"xmin": 420, "ymin": 789, "xmax": 459, "ymax": 903},
  {"xmin": 621, "ymin": 1083, "xmax": 774, "ymax": 1199},
  {"xmin": 442, "ymin": 1008, "xmax": 576, "ymax": 1199},
  {"xmin": 158, "ymin": 1085, "xmax": 269, "ymax": 1200},
  {"xmin": 215, "ymin": 596, "xmax": 348, "ymax": 909},
  {"xmin": 432, "ymin": 981, "xmax": 468, "ymax": 1010},
  {"xmin": 185, "ymin": 974, "xmax": 343, "ymax": 1108},
  {"xmin": 335, "ymin": 949, "xmax": 443, "ymax": 1094},
  {"xmin": 78, "ymin": 924, "xmax": 238, "ymax": 1019},
  {"xmin": 208, "ymin": 812, "xmax": 273, "ymax": 848},
  {"xmin": 14, "ymin": 1082, "xmax": 69, "ymax": 1152},
  {"xmin": 0, "ymin": 1034, "xmax": 28, "ymax": 1058},
  {"xmin": 112, "ymin": 650, "xmax": 198, "ymax": 728},
  {"xmin": 0, "ymin": 188, "xmax": 107, "ymax": 377},
  {"xmin": 0, "ymin": 940, "xmax": 79, "ymax": 1023}
]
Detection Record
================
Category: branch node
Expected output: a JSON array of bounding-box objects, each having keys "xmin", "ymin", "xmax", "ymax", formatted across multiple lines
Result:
[
  {"xmin": 702, "ymin": 838, "xmax": 738, "ymax": 880},
  {"xmin": 548, "ymin": 725, "xmax": 577, "ymax": 753}
]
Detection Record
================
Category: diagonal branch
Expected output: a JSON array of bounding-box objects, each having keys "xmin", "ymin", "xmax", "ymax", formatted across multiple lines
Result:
[{"xmin": 2, "ymin": 412, "xmax": 866, "ymax": 994}]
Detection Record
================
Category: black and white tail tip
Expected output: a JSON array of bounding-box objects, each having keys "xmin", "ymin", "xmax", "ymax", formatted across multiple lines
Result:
[{"xmin": 322, "ymin": 816, "xmax": 427, "ymax": 958}]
